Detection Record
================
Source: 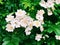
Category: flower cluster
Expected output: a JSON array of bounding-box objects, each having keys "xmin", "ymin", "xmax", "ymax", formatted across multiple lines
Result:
[
  {"xmin": 36, "ymin": 10, "xmax": 44, "ymax": 32},
  {"xmin": 39, "ymin": 0, "xmax": 60, "ymax": 16},
  {"xmin": 5, "ymin": 9, "xmax": 45, "ymax": 36},
  {"xmin": 5, "ymin": 0, "xmax": 60, "ymax": 42}
]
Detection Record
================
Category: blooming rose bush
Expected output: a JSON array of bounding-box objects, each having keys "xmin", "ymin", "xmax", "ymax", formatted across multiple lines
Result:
[{"xmin": 0, "ymin": 0, "xmax": 60, "ymax": 45}]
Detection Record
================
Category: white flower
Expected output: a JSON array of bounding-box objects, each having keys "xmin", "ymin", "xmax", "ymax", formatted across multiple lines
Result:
[
  {"xmin": 55, "ymin": 35, "xmax": 60, "ymax": 40},
  {"xmin": 35, "ymin": 34, "xmax": 42, "ymax": 41},
  {"xmin": 27, "ymin": 16, "xmax": 33, "ymax": 22},
  {"xmin": 47, "ymin": 9, "xmax": 53, "ymax": 16},
  {"xmin": 36, "ymin": 14, "xmax": 44, "ymax": 21},
  {"xmin": 6, "ymin": 24, "xmax": 15, "ymax": 32},
  {"xmin": 55, "ymin": 0, "xmax": 60, "ymax": 4},
  {"xmin": 10, "ymin": 18, "xmax": 21, "ymax": 28},
  {"xmin": 15, "ymin": 9, "xmax": 26, "ymax": 17},
  {"xmin": 26, "ymin": 16, "xmax": 33, "ymax": 28},
  {"xmin": 20, "ymin": 16, "xmax": 33, "ymax": 28},
  {"xmin": 25, "ymin": 27, "xmax": 32, "ymax": 32},
  {"xmin": 40, "ymin": 26, "xmax": 44, "ymax": 32},
  {"xmin": 20, "ymin": 18, "xmax": 28, "ymax": 28},
  {"xmin": 37, "ymin": 10, "xmax": 45, "ymax": 15},
  {"xmin": 47, "ymin": 0, "xmax": 55, "ymax": 3},
  {"xmin": 39, "ymin": 0, "xmax": 55, "ymax": 8},
  {"xmin": 36, "ymin": 10, "xmax": 44, "ymax": 21},
  {"xmin": 46, "ymin": 1, "xmax": 54, "ymax": 8},
  {"xmin": 39, "ymin": 0, "xmax": 47, "ymax": 8},
  {"xmin": 25, "ymin": 31, "xmax": 31, "ymax": 35},
  {"xmin": 27, "ymin": 22, "xmax": 33, "ymax": 30},
  {"xmin": 5, "ymin": 13, "xmax": 14, "ymax": 22},
  {"xmin": 25, "ymin": 26, "xmax": 32, "ymax": 35},
  {"xmin": 15, "ymin": 15, "xmax": 25, "ymax": 20},
  {"xmin": 33, "ymin": 20, "xmax": 41, "ymax": 28}
]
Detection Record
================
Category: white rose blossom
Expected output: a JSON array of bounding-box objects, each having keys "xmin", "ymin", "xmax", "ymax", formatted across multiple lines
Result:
[
  {"xmin": 47, "ymin": 9, "xmax": 53, "ymax": 16},
  {"xmin": 39, "ymin": 0, "xmax": 55, "ymax": 8},
  {"xmin": 55, "ymin": 0, "xmax": 60, "ymax": 4},
  {"xmin": 37, "ymin": 10, "xmax": 45, "ymax": 15},
  {"xmin": 46, "ymin": 0, "xmax": 54, "ymax": 8},
  {"xmin": 5, "ymin": 13, "xmax": 14, "ymax": 22},
  {"xmin": 20, "ymin": 17, "xmax": 29, "ymax": 28},
  {"xmin": 35, "ymin": 34, "xmax": 42, "ymax": 41},
  {"xmin": 15, "ymin": 9, "xmax": 26, "ymax": 17},
  {"xmin": 25, "ymin": 27, "xmax": 32, "ymax": 35},
  {"xmin": 33, "ymin": 20, "xmax": 41, "ymax": 28},
  {"xmin": 6, "ymin": 24, "xmax": 15, "ymax": 32},
  {"xmin": 39, "ymin": 0, "xmax": 47, "ymax": 8},
  {"xmin": 36, "ymin": 10, "xmax": 44, "ymax": 21},
  {"xmin": 25, "ymin": 32, "xmax": 31, "ymax": 35},
  {"xmin": 55, "ymin": 35, "xmax": 60, "ymax": 40},
  {"xmin": 10, "ymin": 18, "xmax": 21, "ymax": 28}
]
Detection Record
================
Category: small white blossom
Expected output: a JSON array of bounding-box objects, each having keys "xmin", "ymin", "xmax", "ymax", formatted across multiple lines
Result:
[
  {"xmin": 40, "ymin": 26, "xmax": 44, "ymax": 32},
  {"xmin": 28, "ymin": 22, "xmax": 33, "ymax": 29},
  {"xmin": 10, "ymin": 18, "xmax": 21, "ymax": 28},
  {"xmin": 36, "ymin": 14, "xmax": 44, "ymax": 21},
  {"xmin": 37, "ymin": 10, "xmax": 45, "ymax": 15},
  {"xmin": 47, "ymin": 0, "xmax": 55, "ymax": 3},
  {"xmin": 25, "ymin": 27, "xmax": 32, "ymax": 32},
  {"xmin": 47, "ymin": 9, "xmax": 53, "ymax": 16},
  {"xmin": 39, "ymin": 0, "xmax": 47, "ymax": 8},
  {"xmin": 33, "ymin": 20, "xmax": 41, "ymax": 28},
  {"xmin": 36, "ymin": 10, "xmax": 44, "ymax": 21},
  {"xmin": 5, "ymin": 13, "xmax": 14, "ymax": 22},
  {"xmin": 39, "ymin": 0, "xmax": 55, "ymax": 8},
  {"xmin": 55, "ymin": 0, "xmax": 60, "ymax": 4},
  {"xmin": 15, "ymin": 15, "xmax": 25, "ymax": 20},
  {"xmin": 25, "ymin": 26, "xmax": 33, "ymax": 35},
  {"xmin": 35, "ymin": 34, "xmax": 42, "ymax": 41},
  {"xmin": 55, "ymin": 35, "xmax": 60, "ymax": 40},
  {"xmin": 6, "ymin": 24, "xmax": 15, "ymax": 32},
  {"xmin": 46, "ymin": 1, "xmax": 54, "ymax": 8},
  {"xmin": 15, "ymin": 9, "xmax": 26, "ymax": 17},
  {"xmin": 25, "ymin": 31, "xmax": 31, "ymax": 35},
  {"xmin": 20, "ymin": 18, "xmax": 28, "ymax": 28},
  {"xmin": 20, "ymin": 16, "xmax": 33, "ymax": 28}
]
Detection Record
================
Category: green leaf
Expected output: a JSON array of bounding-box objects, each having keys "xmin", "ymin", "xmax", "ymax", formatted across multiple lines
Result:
[
  {"xmin": 2, "ymin": 35, "xmax": 20, "ymax": 45},
  {"xmin": 0, "ymin": 0, "xmax": 3, "ymax": 4},
  {"xmin": 3, "ymin": 37, "xmax": 10, "ymax": 41},
  {"xmin": 2, "ymin": 41, "xmax": 10, "ymax": 45},
  {"xmin": 47, "ymin": 28, "xmax": 54, "ymax": 33},
  {"xmin": 54, "ymin": 26, "xmax": 60, "ymax": 35},
  {"xmin": 52, "ymin": 25, "xmax": 60, "ymax": 35},
  {"xmin": 46, "ymin": 24, "xmax": 60, "ymax": 35}
]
